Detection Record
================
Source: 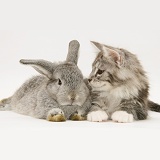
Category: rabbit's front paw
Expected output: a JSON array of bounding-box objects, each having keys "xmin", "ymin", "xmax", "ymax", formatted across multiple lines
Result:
[
  {"xmin": 69, "ymin": 112, "xmax": 86, "ymax": 121},
  {"xmin": 47, "ymin": 108, "xmax": 66, "ymax": 122},
  {"xmin": 0, "ymin": 100, "xmax": 5, "ymax": 108}
]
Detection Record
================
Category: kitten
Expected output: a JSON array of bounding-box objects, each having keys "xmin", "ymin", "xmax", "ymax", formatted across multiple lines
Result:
[{"xmin": 87, "ymin": 41, "xmax": 160, "ymax": 123}]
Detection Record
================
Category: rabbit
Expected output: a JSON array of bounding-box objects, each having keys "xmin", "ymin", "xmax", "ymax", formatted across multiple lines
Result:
[{"xmin": 0, "ymin": 40, "xmax": 92, "ymax": 122}]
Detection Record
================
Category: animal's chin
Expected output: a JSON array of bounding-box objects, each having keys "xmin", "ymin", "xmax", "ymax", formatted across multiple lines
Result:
[
  {"xmin": 89, "ymin": 84, "xmax": 108, "ymax": 92},
  {"xmin": 59, "ymin": 102, "xmax": 82, "ymax": 106},
  {"xmin": 90, "ymin": 83, "xmax": 106, "ymax": 89}
]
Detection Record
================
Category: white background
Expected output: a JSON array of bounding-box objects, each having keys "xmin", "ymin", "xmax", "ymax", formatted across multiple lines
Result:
[{"xmin": 0, "ymin": 0, "xmax": 160, "ymax": 160}]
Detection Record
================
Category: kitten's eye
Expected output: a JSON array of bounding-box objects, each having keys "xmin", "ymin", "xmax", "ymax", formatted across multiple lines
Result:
[
  {"xmin": 58, "ymin": 79, "xmax": 62, "ymax": 85},
  {"xmin": 96, "ymin": 69, "xmax": 105, "ymax": 75}
]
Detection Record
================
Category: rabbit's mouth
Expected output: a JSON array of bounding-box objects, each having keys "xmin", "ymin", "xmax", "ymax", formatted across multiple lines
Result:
[
  {"xmin": 57, "ymin": 93, "xmax": 85, "ymax": 106},
  {"xmin": 58, "ymin": 101, "xmax": 82, "ymax": 107},
  {"xmin": 57, "ymin": 88, "xmax": 89, "ymax": 106}
]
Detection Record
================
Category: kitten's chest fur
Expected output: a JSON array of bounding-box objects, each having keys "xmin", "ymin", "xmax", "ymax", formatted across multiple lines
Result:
[{"xmin": 93, "ymin": 89, "xmax": 121, "ymax": 115}]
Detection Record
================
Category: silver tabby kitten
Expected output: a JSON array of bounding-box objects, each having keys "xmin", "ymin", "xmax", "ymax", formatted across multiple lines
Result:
[{"xmin": 87, "ymin": 41, "xmax": 160, "ymax": 123}]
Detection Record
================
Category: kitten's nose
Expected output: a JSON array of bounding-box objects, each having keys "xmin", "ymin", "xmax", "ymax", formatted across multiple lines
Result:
[{"xmin": 88, "ymin": 79, "xmax": 92, "ymax": 82}]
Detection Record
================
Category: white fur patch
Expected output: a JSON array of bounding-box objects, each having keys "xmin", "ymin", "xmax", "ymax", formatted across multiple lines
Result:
[
  {"xmin": 111, "ymin": 111, "xmax": 133, "ymax": 123},
  {"xmin": 87, "ymin": 110, "xmax": 108, "ymax": 122}
]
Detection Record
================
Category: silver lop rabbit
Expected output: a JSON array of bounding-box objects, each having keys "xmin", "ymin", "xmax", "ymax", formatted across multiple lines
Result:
[{"xmin": 0, "ymin": 40, "xmax": 91, "ymax": 122}]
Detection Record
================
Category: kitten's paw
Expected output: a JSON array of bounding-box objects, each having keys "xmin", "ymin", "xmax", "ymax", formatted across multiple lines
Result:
[
  {"xmin": 111, "ymin": 111, "xmax": 133, "ymax": 123},
  {"xmin": 87, "ymin": 111, "xmax": 108, "ymax": 122},
  {"xmin": 47, "ymin": 108, "xmax": 66, "ymax": 122}
]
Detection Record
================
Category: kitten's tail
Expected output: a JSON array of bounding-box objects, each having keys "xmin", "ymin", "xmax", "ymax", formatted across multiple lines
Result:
[
  {"xmin": 0, "ymin": 97, "xmax": 12, "ymax": 111},
  {"xmin": 148, "ymin": 100, "xmax": 160, "ymax": 112}
]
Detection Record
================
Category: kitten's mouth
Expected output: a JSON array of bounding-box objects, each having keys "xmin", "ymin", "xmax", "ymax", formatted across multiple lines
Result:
[{"xmin": 89, "ymin": 79, "xmax": 112, "ymax": 91}]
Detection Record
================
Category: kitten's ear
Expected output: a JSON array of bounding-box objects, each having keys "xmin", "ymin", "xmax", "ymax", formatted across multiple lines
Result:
[
  {"xmin": 91, "ymin": 41, "xmax": 122, "ymax": 67},
  {"xmin": 91, "ymin": 41, "xmax": 115, "ymax": 51},
  {"xmin": 102, "ymin": 46, "xmax": 122, "ymax": 67},
  {"xmin": 90, "ymin": 41, "xmax": 103, "ymax": 51}
]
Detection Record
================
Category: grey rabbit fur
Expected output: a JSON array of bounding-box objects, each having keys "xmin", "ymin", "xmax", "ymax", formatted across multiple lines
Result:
[{"xmin": 0, "ymin": 40, "xmax": 91, "ymax": 122}]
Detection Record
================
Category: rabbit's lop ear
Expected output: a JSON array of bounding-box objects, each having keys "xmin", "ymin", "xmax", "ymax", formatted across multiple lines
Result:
[
  {"xmin": 20, "ymin": 59, "xmax": 55, "ymax": 79},
  {"xmin": 66, "ymin": 40, "xmax": 80, "ymax": 65}
]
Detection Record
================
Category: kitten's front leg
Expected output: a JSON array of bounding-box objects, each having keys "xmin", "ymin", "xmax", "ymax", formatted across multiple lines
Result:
[
  {"xmin": 87, "ymin": 105, "xmax": 108, "ymax": 122},
  {"xmin": 87, "ymin": 91, "xmax": 108, "ymax": 122},
  {"xmin": 111, "ymin": 100, "xmax": 148, "ymax": 123}
]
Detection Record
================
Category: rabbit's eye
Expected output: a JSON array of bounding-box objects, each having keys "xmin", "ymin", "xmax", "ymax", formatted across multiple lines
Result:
[{"xmin": 58, "ymin": 79, "xmax": 62, "ymax": 85}]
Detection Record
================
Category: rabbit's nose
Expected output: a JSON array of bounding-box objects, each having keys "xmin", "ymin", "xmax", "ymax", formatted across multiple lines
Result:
[
  {"xmin": 70, "ymin": 97, "xmax": 75, "ymax": 101},
  {"xmin": 69, "ymin": 93, "xmax": 76, "ymax": 101}
]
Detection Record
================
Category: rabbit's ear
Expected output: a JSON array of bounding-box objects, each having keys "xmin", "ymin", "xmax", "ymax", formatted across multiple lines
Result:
[
  {"xmin": 20, "ymin": 59, "xmax": 56, "ymax": 79},
  {"xmin": 66, "ymin": 40, "xmax": 80, "ymax": 65}
]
